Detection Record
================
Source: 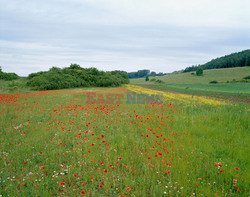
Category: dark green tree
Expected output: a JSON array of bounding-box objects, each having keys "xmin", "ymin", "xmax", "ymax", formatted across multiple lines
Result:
[
  {"xmin": 145, "ymin": 76, "xmax": 149, "ymax": 81},
  {"xmin": 196, "ymin": 68, "xmax": 203, "ymax": 76}
]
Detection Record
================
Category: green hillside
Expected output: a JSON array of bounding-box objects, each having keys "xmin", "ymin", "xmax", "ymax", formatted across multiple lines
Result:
[
  {"xmin": 183, "ymin": 49, "xmax": 250, "ymax": 72},
  {"xmin": 130, "ymin": 67, "xmax": 250, "ymax": 84},
  {"xmin": 130, "ymin": 67, "xmax": 250, "ymax": 100}
]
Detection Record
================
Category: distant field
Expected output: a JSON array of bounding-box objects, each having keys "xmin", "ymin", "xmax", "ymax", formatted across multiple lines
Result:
[
  {"xmin": 139, "ymin": 83, "xmax": 250, "ymax": 103},
  {"xmin": 130, "ymin": 67, "xmax": 250, "ymax": 84},
  {"xmin": 130, "ymin": 67, "xmax": 250, "ymax": 101}
]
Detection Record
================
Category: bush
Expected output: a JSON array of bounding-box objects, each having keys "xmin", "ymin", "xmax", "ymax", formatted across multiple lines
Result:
[
  {"xmin": 150, "ymin": 78, "xmax": 156, "ymax": 81},
  {"xmin": 27, "ymin": 72, "xmax": 81, "ymax": 90},
  {"xmin": 145, "ymin": 76, "xmax": 149, "ymax": 81},
  {"xmin": 196, "ymin": 68, "xmax": 203, "ymax": 76},
  {"xmin": 0, "ymin": 67, "xmax": 19, "ymax": 81},
  {"xmin": 209, "ymin": 80, "xmax": 218, "ymax": 84},
  {"xmin": 26, "ymin": 65, "xmax": 129, "ymax": 90},
  {"xmin": 155, "ymin": 79, "xmax": 164, "ymax": 83},
  {"xmin": 243, "ymin": 76, "xmax": 250, "ymax": 80}
]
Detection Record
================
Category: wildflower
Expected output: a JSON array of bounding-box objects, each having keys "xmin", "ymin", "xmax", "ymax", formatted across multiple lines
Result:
[
  {"xmin": 126, "ymin": 187, "xmax": 131, "ymax": 191},
  {"xmin": 99, "ymin": 185, "xmax": 103, "ymax": 188},
  {"xmin": 60, "ymin": 182, "xmax": 65, "ymax": 187},
  {"xmin": 235, "ymin": 167, "xmax": 239, "ymax": 170},
  {"xmin": 80, "ymin": 190, "xmax": 86, "ymax": 194}
]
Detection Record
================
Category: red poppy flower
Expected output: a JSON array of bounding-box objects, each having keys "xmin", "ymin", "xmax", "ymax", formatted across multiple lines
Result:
[
  {"xmin": 99, "ymin": 185, "xmax": 103, "ymax": 188},
  {"xmin": 80, "ymin": 190, "xmax": 86, "ymax": 194}
]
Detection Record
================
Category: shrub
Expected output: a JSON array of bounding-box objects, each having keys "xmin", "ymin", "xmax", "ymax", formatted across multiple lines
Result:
[
  {"xmin": 196, "ymin": 68, "xmax": 203, "ymax": 76},
  {"xmin": 243, "ymin": 76, "xmax": 250, "ymax": 80},
  {"xmin": 156, "ymin": 79, "xmax": 164, "ymax": 83},
  {"xmin": 0, "ymin": 67, "xmax": 19, "ymax": 81},
  {"xmin": 209, "ymin": 80, "xmax": 218, "ymax": 84},
  {"xmin": 26, "ymin": 65, "xmax": 128, "ymax": 90}
]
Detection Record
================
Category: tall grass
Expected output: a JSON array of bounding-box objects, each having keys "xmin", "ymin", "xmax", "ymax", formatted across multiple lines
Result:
[{"xmin": 0, "ymin": 87, "xmax": 249, "ymax": 196}]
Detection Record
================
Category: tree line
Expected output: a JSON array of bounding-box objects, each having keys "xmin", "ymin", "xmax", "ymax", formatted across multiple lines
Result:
[
  {"xmin": 26, "ymin": 64, "xmax": 129, "ymax": 90},
  {"xmin": 114, "ymin": 70, "xmax": 165, "ymax": 79},
  {"xmin": 0, "ymin": 67, "xmax": 19, "ymax": 80},
  {"xmin": 183, "ymin": 49, "xmax": 250, "ymax": 73}
]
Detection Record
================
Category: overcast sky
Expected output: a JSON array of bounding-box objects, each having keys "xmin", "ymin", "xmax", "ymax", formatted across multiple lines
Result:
[{"xmin": 1, "ymin": 0, "xmax": 250, "ymax": 76}]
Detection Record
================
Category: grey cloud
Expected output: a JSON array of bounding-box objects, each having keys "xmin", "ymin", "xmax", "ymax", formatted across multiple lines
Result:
[{"xmin": 1, "ymin": 0, "xmax": 250, "ymax": 76}]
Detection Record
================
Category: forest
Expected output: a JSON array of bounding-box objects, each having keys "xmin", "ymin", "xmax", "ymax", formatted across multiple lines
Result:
[{"xmin": 183, "ymin": 49, "xmax": 250, "ymax": 73}]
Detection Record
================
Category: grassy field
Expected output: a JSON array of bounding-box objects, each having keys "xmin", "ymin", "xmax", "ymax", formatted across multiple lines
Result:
[
  {"xmin": 0, "ymin": 85, "xmax": 249, "ymax": 196},
  {"xmin": 130, "ymin": 67, "xmax": 250, "ymax": 102},
  {"xmin": 0, "ymin": 78, "xmax": 33, "ymax": 94},
  {"xmin": 130, "ymin": 67, "xmax": 250, "ymax": 84}
]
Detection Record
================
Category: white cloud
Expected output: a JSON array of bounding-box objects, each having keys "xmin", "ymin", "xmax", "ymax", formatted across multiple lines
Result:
[
  {"xmin": 68, "ymin": 0, "xmax": 250, "ymax": 27},
  {"xmin": 0, "ymin": 0, "xmax": 250, "ymax": 76}
]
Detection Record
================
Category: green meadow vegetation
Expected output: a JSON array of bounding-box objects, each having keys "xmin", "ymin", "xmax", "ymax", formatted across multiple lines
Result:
[
  {"xmin": 130, "ymin": 67, "xmax": 250, "ymax": 102},
  {"xmin": 0, "ymin": 86, "xmax": 249, "ymax": 196},
  {"xmin": 130, "ymin": 67, "xmax": 250, "ymax": 84}
]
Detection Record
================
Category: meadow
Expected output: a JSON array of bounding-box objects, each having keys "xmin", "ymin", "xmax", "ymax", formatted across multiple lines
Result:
[
  {"xmin": 0, "ymin": 85, "xmax": 249, "ymax": 196},
  {"xmin": 130, "ymin": 67, "xmax": 250, "ymax": 84},
  {"xmin": 130, "ymin": 67, "xmax": 250, "ymax": 103}
]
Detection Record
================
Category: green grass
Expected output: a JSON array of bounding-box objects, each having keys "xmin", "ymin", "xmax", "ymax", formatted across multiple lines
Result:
[
  {"xmin": 130, "ymin": 67, "xmax": 250, "ymax": 101},
  {"xmin": 130, "ymin": 67, "xmax": 250, "ymax": 84},
  {"xmin": 137, "ymin": 83, "xmax": 250, "ymax": 103},
  {"xmin": 0, "ymin": 78, "xmax": 33, "ymax": 94},
  {"xmin": 0, "ymin": 87, "xmax": 249, "ymax": 196}
]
